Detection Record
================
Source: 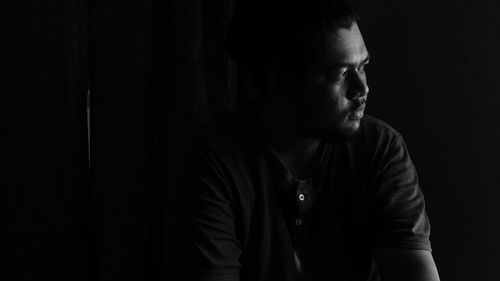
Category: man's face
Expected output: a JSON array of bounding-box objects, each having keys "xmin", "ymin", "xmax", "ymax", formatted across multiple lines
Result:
[{"xmin": 295, "ymin": 22, "xmax": 370, "ymax": 141}]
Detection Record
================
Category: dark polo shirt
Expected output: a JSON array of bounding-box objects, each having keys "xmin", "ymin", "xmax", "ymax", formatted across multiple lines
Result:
[{"xmin": 177, "ymin": 101, "xmax": 432, "ymax": 281}]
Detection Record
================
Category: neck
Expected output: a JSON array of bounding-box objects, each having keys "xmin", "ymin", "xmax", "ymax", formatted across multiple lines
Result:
[{"xmin": 259, "ymin": 95, "xmax": 321, "ymax": 178}]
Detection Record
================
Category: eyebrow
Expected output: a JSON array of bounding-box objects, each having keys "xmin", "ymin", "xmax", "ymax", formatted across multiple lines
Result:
[{"xmin": 334, "ymin": 53, "xmax": 371, "ymax": 68}]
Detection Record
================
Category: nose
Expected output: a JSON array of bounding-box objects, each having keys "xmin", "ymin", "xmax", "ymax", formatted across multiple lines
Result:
[{"xmin": 347, "ymin": 70, "xmax": 369, "ymax": 100}]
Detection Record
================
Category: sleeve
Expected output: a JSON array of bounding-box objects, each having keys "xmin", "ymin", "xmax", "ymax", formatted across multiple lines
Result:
[
  {"xmin": 367, "ymin": 133, "xmax": 432, "ymax": 251},
  {"xmin": 176, "ymin": 145, "xmax": 241, "ymax": 281}
]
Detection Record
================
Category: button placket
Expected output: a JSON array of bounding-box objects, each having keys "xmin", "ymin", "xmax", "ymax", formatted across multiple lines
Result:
[{"xmin": 296, "ymin": 178, "xmax": 311, "ymax": 214}]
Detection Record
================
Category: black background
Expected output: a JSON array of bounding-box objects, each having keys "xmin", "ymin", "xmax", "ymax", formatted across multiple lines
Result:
[{"xmin": 352, "ymin": 1, "xmax": 500, "ymax": 280}]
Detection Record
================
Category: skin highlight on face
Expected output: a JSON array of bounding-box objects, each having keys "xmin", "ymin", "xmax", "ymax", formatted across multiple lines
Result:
[{"xmin": 296, "ymin": 22, "xmax": 370, "ymax": 142}]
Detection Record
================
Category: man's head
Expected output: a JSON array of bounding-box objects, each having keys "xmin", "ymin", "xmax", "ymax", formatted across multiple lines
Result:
[
  {"xmin": 226, "ymin": 0, "xmax": 369, "ymax": 141},
  {"xmin": 298, "ymin": 22, "xmax": 369, "ymax": 141}
]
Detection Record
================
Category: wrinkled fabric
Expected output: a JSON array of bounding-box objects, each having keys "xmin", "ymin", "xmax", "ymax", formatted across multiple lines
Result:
[{"xmin": 177, "ymin": 100, "xmax": 431, "ymax": 281}]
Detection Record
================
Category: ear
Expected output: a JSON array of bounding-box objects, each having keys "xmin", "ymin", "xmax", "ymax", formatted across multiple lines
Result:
[{"xmin": 267, "ymin": 66, "xmax": 298, "ymax": 100}]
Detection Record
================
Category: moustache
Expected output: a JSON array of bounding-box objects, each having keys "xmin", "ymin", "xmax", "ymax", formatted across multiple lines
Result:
[{"xmin": 352, "ymin": 98, "xmax": 367, "ymax": 110}]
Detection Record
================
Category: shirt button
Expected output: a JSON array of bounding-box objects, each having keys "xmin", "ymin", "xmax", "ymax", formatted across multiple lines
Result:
[
  {"xmin": 295, "ymin": 218, "xmax": 303, "ymax": 226},
  {"xmin": 298, "ymin": 193, "xmax": 305, "ymax": 201}
]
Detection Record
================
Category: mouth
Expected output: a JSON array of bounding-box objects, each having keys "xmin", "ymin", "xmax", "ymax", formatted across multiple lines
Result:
[{"xmin": 348, "ymin": 105, "xmax": 365, "ymax": 120}]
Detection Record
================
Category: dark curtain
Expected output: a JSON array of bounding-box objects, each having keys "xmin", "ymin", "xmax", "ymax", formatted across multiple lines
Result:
[
  {"xmin": 2, "ymin": 0, "xmax": 237, "ymax": 280},
  {"xmin": 2, "ymin": 0, "xmax": 92, "ymax": 280},
  {"xmin": 3, "ymin": 0, "xmax": 500, "ymax": 280}
]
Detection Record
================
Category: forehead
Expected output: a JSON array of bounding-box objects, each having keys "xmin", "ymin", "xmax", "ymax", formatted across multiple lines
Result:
[{"xmin": 311, "ymin": 22, "xmax": 368, "ymax": 65}]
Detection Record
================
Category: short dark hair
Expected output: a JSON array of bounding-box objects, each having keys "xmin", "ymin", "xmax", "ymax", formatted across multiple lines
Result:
[{"xmin": 226, "ymin": 0, "xmax": 360, "ymax": 70}]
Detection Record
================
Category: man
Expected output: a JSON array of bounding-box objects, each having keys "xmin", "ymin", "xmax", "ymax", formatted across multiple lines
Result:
[{"xmin": 177, "ymin": 0, "xmax": 440, "ymax": 280}]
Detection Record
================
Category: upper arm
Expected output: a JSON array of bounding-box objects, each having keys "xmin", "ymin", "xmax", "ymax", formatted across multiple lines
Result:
[
  {"xmin": 367, "ymin": 132, "xmax": 439, "ymax": 280},
  {"xmin": 177, "ymin": 147, "xmax": 241, "ymax": 281},
  {"xmin": 368, "ymin": 133, "xmax": 431, "ymax": 250},
  {"xmin": 373, "ymin": 248, "xmax": 440, "ymax": 281}
]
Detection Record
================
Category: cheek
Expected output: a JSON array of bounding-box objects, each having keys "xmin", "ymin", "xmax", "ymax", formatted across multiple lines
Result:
[
  {"xmin": 299, "ymin": 74, "xmax": 350, "ymax": 117},
  {"xmin": 298, "ymin": 84, "xmax": 344, "ymax": 126},
  {"xmin": 315, "ymin": 82, "xmax": 347, "ymax": 115}
]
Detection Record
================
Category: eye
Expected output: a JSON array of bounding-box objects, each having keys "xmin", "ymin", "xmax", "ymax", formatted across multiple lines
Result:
[
  {"xmin": 359, "ymin": 61, "xmax": 369, "ymax": 72},
  {"xmin": 330, "ymin": 68, "xmax": 348, "ymax": 80}
]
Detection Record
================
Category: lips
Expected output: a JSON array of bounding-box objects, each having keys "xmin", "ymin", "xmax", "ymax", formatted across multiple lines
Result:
[{"xmin": 349, "ymin": 105, "xmax": 365, "ymax": 120}]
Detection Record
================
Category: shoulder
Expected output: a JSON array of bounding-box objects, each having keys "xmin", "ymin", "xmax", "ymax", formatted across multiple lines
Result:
[
  {"xmin": 190, "ymin": 103, "xmax": 263, "ymax": 166},
  {"xmin": 350, "ymin": 115, "xmax": 406, "ymax": 153},
  {"xmin": 340, "ymin": 115, "xmax": 408, "ymax": 173},
  {"xmin": 359, "ymin": 115, "xmax": 403, "ymax": 142}
]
